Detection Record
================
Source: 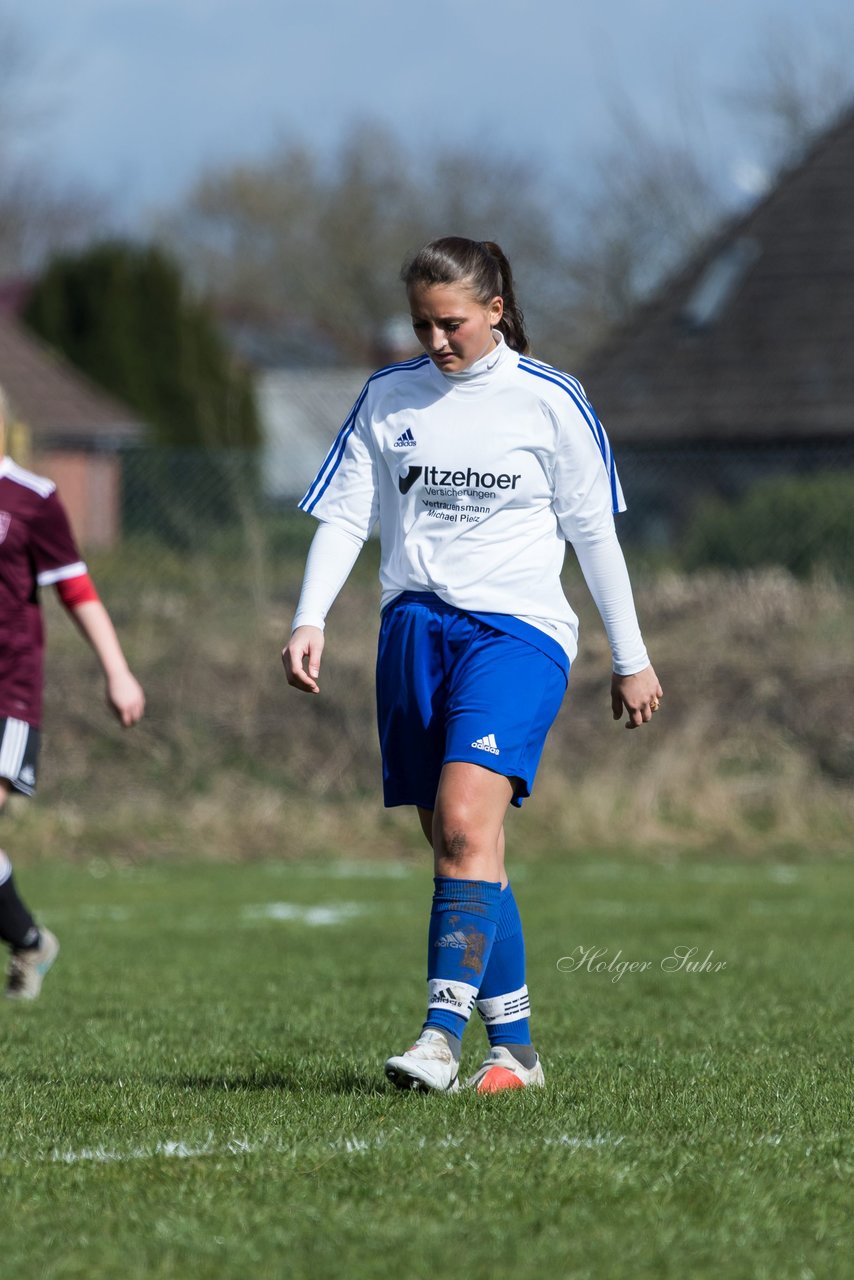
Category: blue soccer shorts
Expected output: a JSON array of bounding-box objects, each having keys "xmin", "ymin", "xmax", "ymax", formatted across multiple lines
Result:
[{"xmin": 376, "ymin": 592, "xmax": 568, "ymax": 811}]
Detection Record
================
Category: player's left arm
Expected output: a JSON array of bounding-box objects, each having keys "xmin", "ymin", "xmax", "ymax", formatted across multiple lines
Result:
[
  {"xmin": 62, "ymin": 595, "xmax": 145, "ymax": 727},
  {"xmin": 31, "ymin": 491, "xmax": 145, "ymax": 727},
  {"xmin": 571, "ymin": 533, "xmax": 663, "ymax": 728},
  {"xmin": 30, "ymin": 488, "xmax": 145, "ymax": 727},
  {"xmin": 609, "ymin": 664, "xmax": 663, "ymax": 729},
  {"xmin": 551, "ymin": 390, "xmax": 663, "ymax": 729}
]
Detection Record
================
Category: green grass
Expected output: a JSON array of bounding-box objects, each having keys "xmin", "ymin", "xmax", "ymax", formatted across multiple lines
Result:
[{"xmin": 2, "ymin": 856, "xmax": 852, "ymax": 1279}]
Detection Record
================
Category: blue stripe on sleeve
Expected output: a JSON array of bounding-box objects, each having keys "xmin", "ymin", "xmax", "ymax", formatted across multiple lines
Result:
[
  {"xmin": 299, "ymin": 356, "xmax": 429, "ymax": 515},
  {"xmin": 518, "ymin": 357, "xmax": 623, "ymax": 514}
]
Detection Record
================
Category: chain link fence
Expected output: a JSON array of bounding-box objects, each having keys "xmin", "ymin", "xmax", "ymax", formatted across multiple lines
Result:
[
  {"xmin": 110, "ymin": 441, "xmax": 854, "ymax": 580},
  {"xmin": 34, "ymin": 440, "xmax": 854, "ymax": 858},
  {"xmin": 616, "ymin": 442, "xmax": 854, "ymax": 577}
]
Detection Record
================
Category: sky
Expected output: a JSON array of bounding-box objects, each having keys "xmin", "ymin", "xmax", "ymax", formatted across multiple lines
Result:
[{"xmin": 7, "ymin": 0, "xmax": 854, "ymax": 226}]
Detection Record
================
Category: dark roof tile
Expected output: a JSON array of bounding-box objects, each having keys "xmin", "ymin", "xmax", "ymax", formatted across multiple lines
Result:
[
  {"xmin": 583, "ymin": 105, "xmax": 854, "ymax": 444},
  {"xmin": 0, "ymin": 315, "xmax": 143, "ymax": 445}
]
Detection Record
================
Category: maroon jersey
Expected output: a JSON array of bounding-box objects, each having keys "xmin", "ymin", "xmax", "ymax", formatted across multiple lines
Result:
[{"xmin": 0, "ymin": 458, "xmax": 87, "ymax": 727}]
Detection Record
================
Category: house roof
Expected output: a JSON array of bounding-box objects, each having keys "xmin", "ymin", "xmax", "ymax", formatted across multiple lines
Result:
[
  {"xmin": 0, "ymin": 314, "xmax": 143, "ymax": 448},
  {"xmin": 581, "ymin": 104, "xmax": 854, "ymax": 445}
]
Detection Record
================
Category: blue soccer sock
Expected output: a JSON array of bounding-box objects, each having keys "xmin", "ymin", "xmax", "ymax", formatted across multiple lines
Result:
[
  {"xmin": 422, "ymin": 876, "xmax": 502, "ymax": 1043},
  {"xmin": 474, "ymin": 883, "xmax": 532, "ymax": 1049}
]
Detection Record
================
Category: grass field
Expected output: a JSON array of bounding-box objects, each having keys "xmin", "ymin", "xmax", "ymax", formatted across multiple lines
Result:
[
  {"xmin": 2, "ymin": 855, "xmax": 852, "ymax": 1279},
  {"xmin": 27, "ymin": 554, "xmax": 854, "ymax": 864}
]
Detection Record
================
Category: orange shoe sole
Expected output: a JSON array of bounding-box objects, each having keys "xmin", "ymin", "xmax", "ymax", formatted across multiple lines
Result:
[{"xmin": 476, "ymin": 1065, "xmax": 525, "ymax": 1093}]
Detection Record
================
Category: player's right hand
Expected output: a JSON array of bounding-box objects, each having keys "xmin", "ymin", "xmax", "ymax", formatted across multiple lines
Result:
[{"xmin": 282, "ymin": 625, "xmax": 325, "ymax": 694}]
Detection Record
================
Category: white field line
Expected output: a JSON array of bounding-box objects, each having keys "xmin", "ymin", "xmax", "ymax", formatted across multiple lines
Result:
[
  {"xmin": 44, "ymin": 1131, "xmax": 629, "ymax": 1167},
  {"xmin": 573, "ymin": 863, "xmax": 802, "ymax": 886},
  {"xmin": 37, "ymin": 1131, "xmax": 803, "ymax": 1168},
  {"xmin": 277, "ymin": 861, "xmax": 412, "ymax": 880},
  {"xmin": 40, "ymin": 901, "xmax": 371, "ymax": 928},
  {"xmin": 241, "ymin": 902, "xmax": 365, "ymax": 926}
]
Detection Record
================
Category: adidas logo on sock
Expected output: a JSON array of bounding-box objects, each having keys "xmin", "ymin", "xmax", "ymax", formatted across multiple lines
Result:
[
  {"xmin": 433, "ymin": 985, "xmax": 465, "ymax": 1008},
  {"xmin": 393, "ymin": 427, "xmax": 416, "ymax": 448},
  {"xmin": 471, "ymin": 733, "xmax": 500, "ymax": 755}
]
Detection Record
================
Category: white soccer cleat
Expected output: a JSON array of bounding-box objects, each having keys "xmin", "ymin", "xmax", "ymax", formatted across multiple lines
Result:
[
  {"xmin": 5, "ymin": 927, "xmax": 60, "ymax": 1001},
  {"xmin": 384, "ymin": 1029, "xmax": 460, "ymax": 1093},
  {"xmin": 464, "ymin": 1045, "xmax": 545, "ymax": 1093}
]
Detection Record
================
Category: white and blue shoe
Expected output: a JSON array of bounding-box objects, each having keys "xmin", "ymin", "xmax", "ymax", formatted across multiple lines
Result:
[
  {"xmin": 5, "ymin": 928, "xmax": 60, "ymax": 1001},
  {"xmin": 384, "ymin": 1029, "xmax": 460, "ymax": 1092}
]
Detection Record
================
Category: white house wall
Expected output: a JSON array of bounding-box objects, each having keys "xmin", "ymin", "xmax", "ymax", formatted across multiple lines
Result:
[{"xmin": 257, "ymin": 368, "xmax": 371, "ymax": 501}]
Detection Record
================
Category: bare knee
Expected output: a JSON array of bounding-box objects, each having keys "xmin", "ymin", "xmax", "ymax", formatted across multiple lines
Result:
[
  {"xmin": 439, "ymin": 826, "xmax": 469, "ymax": 866},
  {"xmin": 434, "ymin": 799, "xmax": 478, "ymax": 864}
]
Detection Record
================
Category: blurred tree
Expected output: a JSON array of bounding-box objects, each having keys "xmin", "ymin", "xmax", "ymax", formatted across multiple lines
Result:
[
  {"xmin": 562, "ymin": 20, "xmax": 854, "ymax": 358},
  {"xmin": 561, "ymin": 107, "xmax": 726, "ymax": 355},
  {"xmin": 158, "ymin": 22, "xmax": 854, "ymax": 371},
  {"xmin": 23, "ymin": 240, "xmax": 259, "ymax": 450},
  {"xmin": 159, "ymin": 122, "xmax": 571, "ymax": 364},
  {"xmin": 0, "ymin": 12, "xmax": 106, "ymax": 274},
  {"xmin": 728, "ymin": 16, "xmax": 854, "ymax": 167}
]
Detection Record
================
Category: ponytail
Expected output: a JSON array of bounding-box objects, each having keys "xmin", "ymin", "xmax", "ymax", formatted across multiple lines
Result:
[
  {"xmin": 479, "ymin": 240, "xmax": 529, "ymax": 355},
  {"xmin": 401, "ymin": 236, "xmax": 530, "ymax": 354}
]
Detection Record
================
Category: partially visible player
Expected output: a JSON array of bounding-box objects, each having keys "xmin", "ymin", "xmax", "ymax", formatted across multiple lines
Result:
[
  {"xmin": 0, "ymin": 382, "xmax": 145, "ymax": 999},
  {"xmin": 283, "ymin": 237, "xmax": 662, "ymax": 1092}
]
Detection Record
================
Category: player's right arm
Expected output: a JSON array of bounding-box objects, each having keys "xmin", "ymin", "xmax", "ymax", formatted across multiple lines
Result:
[
  {"xmin": 283, "ymin": 625, "xmax": 325, "ymax": 695},
  {"xmin": 282, "ymin": 521, "xmax": 366, "ymax": 694},
  {"xmin": 284, "ymin": 381, "xmax": 380, "ymax": 694}
]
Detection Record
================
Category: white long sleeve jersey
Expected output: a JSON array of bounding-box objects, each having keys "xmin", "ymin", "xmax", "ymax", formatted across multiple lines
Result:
[{"xmin": 299, "ymin": 336, "xmax": 641, "ymax": 670}]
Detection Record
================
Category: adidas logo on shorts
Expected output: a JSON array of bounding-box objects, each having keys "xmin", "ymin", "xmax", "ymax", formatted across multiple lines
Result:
[
  {"xmin": 393, "ymin": 427, "xmax": 416, "ymax": 448},
  {"xmin": 471, "ymin": 733, "xmax": 500, "ymax": 756}
]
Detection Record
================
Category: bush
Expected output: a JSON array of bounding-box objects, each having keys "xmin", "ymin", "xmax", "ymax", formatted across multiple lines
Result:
[
  {"xmin": 24, "ymin": 239, "xmax": 260, "ymax": 451},
  {"xmin": 681, "ymin": 471, "xmax": 854, "ymax": 579}
]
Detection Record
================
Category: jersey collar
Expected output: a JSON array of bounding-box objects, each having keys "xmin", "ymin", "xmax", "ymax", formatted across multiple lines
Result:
[{"xmin": 431, "ymin": 330, "xmax": 517, "ymax": 389}]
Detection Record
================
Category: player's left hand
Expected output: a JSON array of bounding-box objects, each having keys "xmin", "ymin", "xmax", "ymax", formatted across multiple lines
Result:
[
  {"xmin": 106, "ymin": 669, "xmax": 146, "ymax": 726},
  {"xmin": 611, "ymin": 665, "xmax": 663, "ymax": 729}
]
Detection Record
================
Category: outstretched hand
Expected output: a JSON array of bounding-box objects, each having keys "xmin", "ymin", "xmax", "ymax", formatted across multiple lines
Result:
[
  {"xmin": 283, "ymin": 625, "xmax": 325, "ymax": 694},
  {"xmin": 611, "ymin": 665, "xmax": 663, "ymax": 729}
]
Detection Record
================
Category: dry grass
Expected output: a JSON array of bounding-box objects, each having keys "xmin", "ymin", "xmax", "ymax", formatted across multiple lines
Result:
[
  {"xmin": 525, "ymin": 563, "xmax": 854, "ymax": 856},
  {"xmin": 14, "ymin": 535, "xmax": 853, "ymax": 866}
]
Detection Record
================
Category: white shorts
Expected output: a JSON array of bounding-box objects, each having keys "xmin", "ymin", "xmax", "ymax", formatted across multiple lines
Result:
[{"xmin": 0, "ymin": 718, "xmax": 40, "ymax": 797}]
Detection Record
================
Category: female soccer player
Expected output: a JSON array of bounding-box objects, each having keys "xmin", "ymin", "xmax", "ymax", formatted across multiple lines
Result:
[
  {"xmin": 0, "ymin": 383, "xmax": 145, "ymax": 999},
  {"xmin": 283, "ymin": 237, "xmax": 662, "ymax": 1092}
]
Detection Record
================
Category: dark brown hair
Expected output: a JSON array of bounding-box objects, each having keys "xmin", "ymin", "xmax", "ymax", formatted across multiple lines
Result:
[{"xmin": 401, "ymin": 236, "xmax": 530, "ymax": 354}]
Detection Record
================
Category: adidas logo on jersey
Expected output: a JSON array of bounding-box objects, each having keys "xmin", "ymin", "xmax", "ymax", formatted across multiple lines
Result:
[
  {"xmin": 471, "ymin": 733, "xmax": 500, "ymax": 756},
  {"xmin": 393, "ymin": 427, "xmax": 416, "ymax": 448}
]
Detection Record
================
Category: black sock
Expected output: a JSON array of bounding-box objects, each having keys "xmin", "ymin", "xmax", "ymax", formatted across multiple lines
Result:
[{"xmin": 0, "ymin": 873, "xmax": 39, "ymax": 949}]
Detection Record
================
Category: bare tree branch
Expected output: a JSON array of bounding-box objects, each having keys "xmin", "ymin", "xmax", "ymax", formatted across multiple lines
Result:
[
  {"xmin": 158, "ymin": 122, "xmax": 569, "ymax": 362},
  {"xmin": 727, "ymin": 15, "xmax": 854, "ymax": 167}
]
